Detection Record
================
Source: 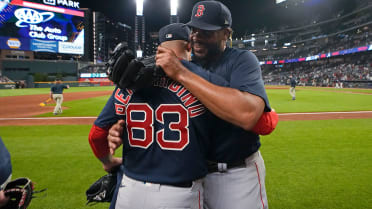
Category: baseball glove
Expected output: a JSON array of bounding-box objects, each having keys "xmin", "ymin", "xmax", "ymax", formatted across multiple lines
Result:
[
  {"xmin": 1, "ymin": 177, "xmax": 45, "ymax": 209},
  {"xmin": 116, "ymin": 55, "xmax": 165, "ymax": 90},
  {"xmin": 106, "ymin": 42, "xmax": 135, "ymax": 84},
  {"xmin": 86, "ymin": 173, "xmax": 117, "ymax": 206}
]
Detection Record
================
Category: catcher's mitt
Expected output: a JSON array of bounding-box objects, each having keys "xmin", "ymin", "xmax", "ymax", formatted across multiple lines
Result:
[
  {"xmin": 1, "ymin": 177, "xmax": 45, "ymax": 209},
  {"xmin": 109, "ymin": 53, "xmax": 164, "ymax": 90},
  {"xmin": 106, "ymin": 42, "xmax": 135, "ymax": 85},
  {"xmin": 86, "ymin": 173, "xmax": 117, "ymax": 206}
]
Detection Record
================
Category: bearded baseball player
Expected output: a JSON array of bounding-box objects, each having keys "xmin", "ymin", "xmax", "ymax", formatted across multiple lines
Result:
[
  {"xmin": 155, "ymin": 1, "xmax": 273, "ymax": 209},
  {"xmin": 89, "ymin": 23, "xmax": 232, "ymax": 209}
]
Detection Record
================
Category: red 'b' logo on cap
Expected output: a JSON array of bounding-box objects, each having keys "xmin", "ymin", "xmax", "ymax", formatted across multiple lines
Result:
[{"xmin": 195, "ymin": 5, "xmax": 205, "ymax": 17}]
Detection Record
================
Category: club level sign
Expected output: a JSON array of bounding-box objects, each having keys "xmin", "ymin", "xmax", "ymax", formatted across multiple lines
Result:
[{"xmin": 43, "ymin": 0, "xmax": 80, "ymax": 9}]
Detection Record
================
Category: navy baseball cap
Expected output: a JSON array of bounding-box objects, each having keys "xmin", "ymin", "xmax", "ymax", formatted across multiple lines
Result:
[
  {"xmin": 159, "ymin": 23, "xmax": 191, "ymax": 44},
  {"xmin": 187, "ymin": 1, "xmax": 232, "ymax": 31}
]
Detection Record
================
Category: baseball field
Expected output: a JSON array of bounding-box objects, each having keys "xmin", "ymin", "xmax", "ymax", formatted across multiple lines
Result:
[{"xmin": 0, "ymin": 86, "xmax": 371, "ymax": 209}]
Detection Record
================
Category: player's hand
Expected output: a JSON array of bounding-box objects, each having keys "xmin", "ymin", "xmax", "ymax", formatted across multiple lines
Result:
[
  {"xmin": 156, "ymin": 46, "xmax": 186, "ymax": 81},
  {"xmin": 0, "ymin": 190, "xmax": 9, "ymax": 207},
  {"xmin": 102, "ymin": 156, "xmax": 122, "ymax": 173},
  {"xmin": 108, "ymin": 120, "xmax": 125, "ymax": 155}
]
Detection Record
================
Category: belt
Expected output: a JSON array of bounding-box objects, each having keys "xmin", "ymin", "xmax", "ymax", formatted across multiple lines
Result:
[
  {"xmin": 207, "ymin": 160, "xmax": 246, "ymax": 173},
  {"xmin": 143, "ymin": 181, "xmax": 193, "ymax": 188},
  {"xmin": 166, "ymin": 181, "xmax": 193, "ymax": 188}
]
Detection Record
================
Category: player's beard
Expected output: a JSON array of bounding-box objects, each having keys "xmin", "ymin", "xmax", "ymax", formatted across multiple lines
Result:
[{"xmin": 191, "ymin": 39, "xmax": 222, "ymax": 66}]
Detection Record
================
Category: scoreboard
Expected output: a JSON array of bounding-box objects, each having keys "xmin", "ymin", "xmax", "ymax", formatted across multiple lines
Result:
[{"xmin": 0, "ymin": 0, "xmax": 84, "ymax": 54}]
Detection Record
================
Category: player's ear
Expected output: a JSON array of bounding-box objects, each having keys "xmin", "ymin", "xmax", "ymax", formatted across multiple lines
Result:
[
  {"xmin": 224, "ymin": 27, "xmax": 233, "ymax": 40},
  {"xmin": 186, "ymin": 41, "xmax": 192, "ymax": 52}
]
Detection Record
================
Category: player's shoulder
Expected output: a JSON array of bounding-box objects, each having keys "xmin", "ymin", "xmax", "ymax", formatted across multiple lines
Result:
[
  {"xmin": 223, "ymin": 48, "xmax": 260, "ymax": 68},
  {"xmin": 224, "ymin": 48, "xmax": 258, "ymax": 62},
  {"xmin": 180, "ymin": 59, "xmax": 198, "ymax": 68}
]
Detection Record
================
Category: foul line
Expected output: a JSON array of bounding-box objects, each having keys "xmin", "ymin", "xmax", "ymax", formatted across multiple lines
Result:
[
  {"xmin": 0, "ymin": 117, "xmax": 97, "ymax": 120},
  {"xmin": 278, "ymin": 111, "xmax": 372, "ymax": 116},
  {"xmin": 0, "ymin": 111, "xmax": 372, "ymax": 120}
]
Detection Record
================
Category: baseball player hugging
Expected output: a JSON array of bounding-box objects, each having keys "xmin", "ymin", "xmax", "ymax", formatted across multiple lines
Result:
[{"xmin": 89, "ymin": 23, "xmax": 229, "ymax": 209}]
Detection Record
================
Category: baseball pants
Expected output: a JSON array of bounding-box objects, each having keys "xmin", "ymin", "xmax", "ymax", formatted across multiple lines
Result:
[
  {"xmin": 115, "ymin": 174, "xmax": 203, "ymax": 209},
  {"xmin": 204, "ymin": 151, "xmax": 268, "ymax": 209},
  {"xmin": 52, "ymin": 94, "xmax": 63, "ymax": 114},
  {"xmin": 289, "ymin": 87, "xmax": 296, "ymax": 98}
]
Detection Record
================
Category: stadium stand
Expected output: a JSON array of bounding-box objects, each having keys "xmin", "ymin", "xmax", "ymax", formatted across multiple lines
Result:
[
  {"xmin": 230, "ymin": 0, "xmax": 372, "ymax": 88},
  {"xmin": 262, "ymin": 52, "xmax": 372, "ymax": 88}
]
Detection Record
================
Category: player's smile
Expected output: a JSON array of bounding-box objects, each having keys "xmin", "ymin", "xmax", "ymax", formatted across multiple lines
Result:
[{"xmin": 192, "ymin": 41, "xmax": 206, "ymax": 52}]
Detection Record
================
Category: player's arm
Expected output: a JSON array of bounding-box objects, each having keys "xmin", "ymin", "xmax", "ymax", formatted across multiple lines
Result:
[
  {"xmin": 50, "ymin": 86, "xmax": 54, "ymax": 99},
  {"xmin": 88, "ymin": 90, "xmax": 123, "ymax": 172},
  {"xmin": 156, "ymin": 46, "xmax": 266, "ymax": 131}
]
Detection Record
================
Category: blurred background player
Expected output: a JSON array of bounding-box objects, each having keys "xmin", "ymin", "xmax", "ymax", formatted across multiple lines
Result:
[
  {"xmin": 50, "ymin": 79, "xmax": 69, "ymax": 115},
  {"xmin": 0, "ymin": 137, "xmax": 12, "ymax": 207},
  {"xmin": 289, "ymin": 75, "xmax": 297, "ymax": 100}
]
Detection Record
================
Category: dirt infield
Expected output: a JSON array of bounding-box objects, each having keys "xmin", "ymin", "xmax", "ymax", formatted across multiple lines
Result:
[
  {"xmin": 0, "ymin": 91, "xmax": 111, "ymax": 126},
  {"xmin": 0, "ymin": 90, "xmax": 371, "ymax": 126}
]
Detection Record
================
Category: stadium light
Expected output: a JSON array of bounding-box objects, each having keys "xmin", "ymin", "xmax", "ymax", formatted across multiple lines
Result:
[
  {"xmin": 136, "ymin": 0, "xmax": 144, "ymax": 16},
  {"xmin": 170, "ymin": 0, "xmax": 178, "ymax": 16},
  {"xmin": 136, "ymin": 49, "xmax": 143, "ymax": 58}
]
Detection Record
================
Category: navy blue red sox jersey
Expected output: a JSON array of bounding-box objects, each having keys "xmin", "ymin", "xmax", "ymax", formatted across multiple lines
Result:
[
  {"xmin": 94, "ymin": 61, "xmax": 228, "ymax": 184},
  {"xmin": 51, "ymin": 84, "xmax": 68, "ymax": 94},
  {"xmin": 193, "ymin": 47, "xmax": 272, "ymax": 164}
]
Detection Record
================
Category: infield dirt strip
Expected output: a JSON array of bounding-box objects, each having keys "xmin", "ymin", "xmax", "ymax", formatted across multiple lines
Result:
[{"xmin": 0, "ymin": 91, "xmax": 372, "ymax": 126}]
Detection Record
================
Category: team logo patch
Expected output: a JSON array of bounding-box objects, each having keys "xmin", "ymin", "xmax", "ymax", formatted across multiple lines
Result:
[
  {"xmin": 166, "ymin": 34, "xmax": 173, "ymax": 39},
  {"xmin": 195, "ymin": 5, "xmax": 205, "ymax": 17}
]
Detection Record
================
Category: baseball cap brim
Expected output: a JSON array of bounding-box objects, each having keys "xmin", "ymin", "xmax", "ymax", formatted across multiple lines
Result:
[{"xmin": 186, "ymin": 20, "xmax": 223, "ymax": 31}]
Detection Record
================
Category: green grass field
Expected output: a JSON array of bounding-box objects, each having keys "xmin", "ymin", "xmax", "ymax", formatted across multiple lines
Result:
[
  {"xmin": 0, "ymin": 86, "xmax": 371, "ymax": 209},
  {"xmin": 34, "ymin": 86, "xmax": 372, "ymax": 117},
  {"xmin": 0, "ymin": 86, "xmax": 115, "ymax": 97}
]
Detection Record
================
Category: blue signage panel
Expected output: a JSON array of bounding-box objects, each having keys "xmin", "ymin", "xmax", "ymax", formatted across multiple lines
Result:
[
  {"xmin": 0, "ymin": 36, "xmax": 30, "ymax": 50},
  {"xmin": 31, "ymin": 39, "xmax": 57, "ymax": 52}
]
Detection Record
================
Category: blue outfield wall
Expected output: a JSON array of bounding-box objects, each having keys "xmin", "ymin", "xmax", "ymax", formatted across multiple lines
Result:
[{"xmin": 1, "ymin": 59, "xmax": 78, "ymax": 80}]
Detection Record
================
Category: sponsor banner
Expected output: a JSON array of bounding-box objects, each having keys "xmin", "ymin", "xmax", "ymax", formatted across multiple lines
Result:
[
  {"xmin": 0, "ymin": 1, "xmax": 84, "ymax": 55},
  {"xmin": 31, "ymin": 39, "xmax": 57, "ymax": 52},
  {"xmin": 357, "ymin": 46, "xmax": 368, "ymax": 52},
  {"xmin": 78, "ymin": 78, "xmax": 111, "ymax": 82},
  {"xmin": 78, "ymin": 78, "xmax": 112, "ymax": 86},
  {"xmin": 80, "ymin": 73, "xmax": 107, "ymax": 78},
  {"xmin": 58, "ymin": 41, "xmax": 83, "ymax": 54},
  {"xmin": 261, "ymin": 45, "xmax": 372, "ymax": 65},
  {"xmin": 42, "ymin": 0, "xmax": 81, "ymax": 9},
  {"xmin": 0, "ymin": 36, "xmax": 30, "ymax": 50}
]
